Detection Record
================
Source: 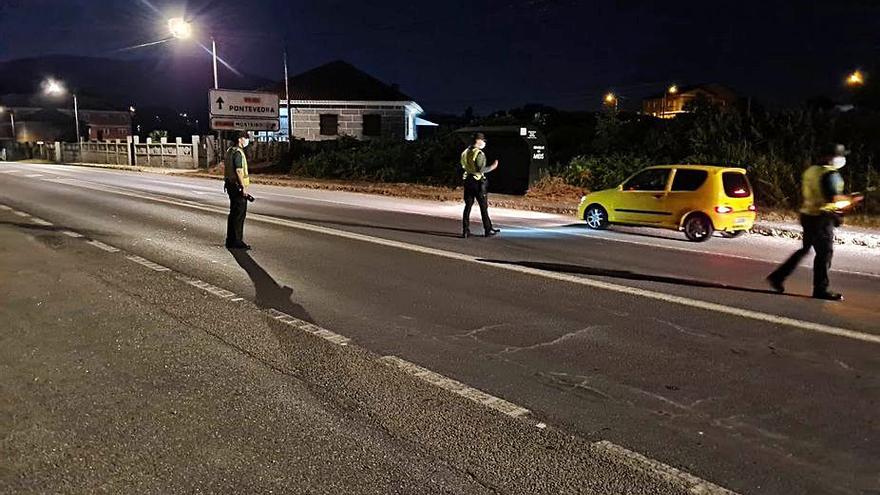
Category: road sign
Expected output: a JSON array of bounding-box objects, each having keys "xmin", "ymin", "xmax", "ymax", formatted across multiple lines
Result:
[
  {"xmin": 209, "ymin": 89, "xmax": 279, "ymax": 119},
  {"xmin": 210, "ymin": 117, "xmax": 280, "ymax": 132}
]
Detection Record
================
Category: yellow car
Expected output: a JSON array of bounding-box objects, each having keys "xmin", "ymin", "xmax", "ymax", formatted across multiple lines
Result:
[{"xmin": 577, "ymin": 165, "xmax": 757, "ymax": 242}]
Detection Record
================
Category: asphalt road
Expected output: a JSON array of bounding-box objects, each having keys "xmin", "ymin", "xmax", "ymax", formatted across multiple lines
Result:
[{"xmin": 2, "ymin": 161, "xmax": 878, "ymax": 494}]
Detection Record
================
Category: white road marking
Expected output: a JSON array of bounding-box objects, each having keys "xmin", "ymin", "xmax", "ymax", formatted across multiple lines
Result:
[
  {"xmin": 267, "ymin": 308, "xmax": 351, "ymax": 346},
  {"xmin": 380, "ymin": 355, "xmax": 530, "ymax": 418},
  {"xmin": 593, "ymin": 441, "xmax": 738, "ymax": 495},
  {"xmin": 30, "ymin": 218, "xmax": 53, "ymax": 226},
  {"xmin": 0, "ymin": 170, "xmax": 20, "ymax": 174},
  {"xmin": 0, "ymin": 205, "xmax": 12, "ymax": 210},
  {"xmin": 125, "ymin": 255, "xmax": 170, "ymax": 272},
  {"xmin": 86, "ymin": 240, "xmax": 120, "ymax": 253},
  {"xmin": 13, "ymin": 211, "xmax": 30, "ymax": 217},
  {"xmin": 34, "ymin": 178, "xmax": 880, "ymax": 345},
  {"xmin": 61, "ymin": 230, "xmax": 84, "ymax": 238},
  {"xmin": 180, "ymin": 277, "xmax": 237, "ymax": 298},
  {"xmin": 24, "ymin": 174, "xmax": 43, "ymax": 178}
]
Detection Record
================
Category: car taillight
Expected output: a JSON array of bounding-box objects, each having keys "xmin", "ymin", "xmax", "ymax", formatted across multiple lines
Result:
[
  {"xmin": 748, "ymin": 204, "xmax": 757, "ymax": 212},
  {"xmin": 715, "ymin": 206, "xmax": 733, "ymax": 214}
]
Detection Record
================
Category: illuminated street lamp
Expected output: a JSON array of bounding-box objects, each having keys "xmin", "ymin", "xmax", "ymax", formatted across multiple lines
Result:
[
  {"xmin": 168, "ymin": 17, "xmax": 192, "ymax": 40},
  {"xmin": 662, "ymin": 84, "xmax": 679, "ymax": 118},
  {"xmin": 43, "ymin": 78, "xmax": 81, "ymax": 150},
  {"xmin": 668, "ymin": 84, "xmax": 679, "ymax": 94},
  {"xmin": 0, "ymin": 106, "xmax": 15, "ymax": 142},
  {"xmin": 846, "ymin": 70, "xmax": 865, "ymax": 87},
  {"xmin": 604, "ymin": 92, "xmax": 618, "ymax": 112},
  {"xmin": 169, "ymin": 17, "xmax": 219, "ymax": 89}
]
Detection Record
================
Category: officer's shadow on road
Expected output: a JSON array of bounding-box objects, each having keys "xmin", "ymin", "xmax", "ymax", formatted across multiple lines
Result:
[
  {"xmin": 479, "ymin": 259, "xmax": 805, "ymax": 297},
  {"xmin": 228, "ymin": 249, "xmax": 314, "ymax": 323}
]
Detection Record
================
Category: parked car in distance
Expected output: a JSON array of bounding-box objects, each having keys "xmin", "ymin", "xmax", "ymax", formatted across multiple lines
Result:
[{"xmin": 577, "ymin": 165, "xmax": 757, "ymax": 242}]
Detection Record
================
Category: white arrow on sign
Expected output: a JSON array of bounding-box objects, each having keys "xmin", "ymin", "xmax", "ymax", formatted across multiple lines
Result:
[{"xmin": 209, "ymin": 89, "xmax": 280, "ymax": 119}]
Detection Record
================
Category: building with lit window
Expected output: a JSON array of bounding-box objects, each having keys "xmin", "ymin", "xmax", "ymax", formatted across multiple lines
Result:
[
  {"xmin": 642, "ymin": 84, "xmax": 738, "ymax": 119},
  {"xmin": 263, "ymin": 60, "xmax": 435, "ymax": 142},
  {"xmin": 0, "ymin": 93, "xmax": 131, "ymax": 142}
]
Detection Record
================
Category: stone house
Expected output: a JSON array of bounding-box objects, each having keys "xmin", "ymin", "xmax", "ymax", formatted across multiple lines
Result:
[{"xmin": 264, "ymin": 60, "xmax": 434, "ymax": 142}]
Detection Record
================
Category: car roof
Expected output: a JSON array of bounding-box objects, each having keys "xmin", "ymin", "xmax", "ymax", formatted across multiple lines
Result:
[{"xmin": 646, "ymin": 164, "xmax": 748, "ymax": 173}]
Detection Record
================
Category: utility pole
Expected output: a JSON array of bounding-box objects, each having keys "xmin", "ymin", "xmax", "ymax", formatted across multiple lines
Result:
[
  {"xmin": 73, "ymin": 94, "xmax": 82, "ymax": 156},
  {"xmin": 211, "ymin": 37, "xmax": 219, "ymax": 90},
  {"xmin": 283, "ymin": 46, "xmax": 293, "ymax": 153}
]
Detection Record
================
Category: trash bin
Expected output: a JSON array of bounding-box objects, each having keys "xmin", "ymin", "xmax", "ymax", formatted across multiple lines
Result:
[{"xmin": 455, "ymin": 126, "xmax": 548, "ymax": 195}]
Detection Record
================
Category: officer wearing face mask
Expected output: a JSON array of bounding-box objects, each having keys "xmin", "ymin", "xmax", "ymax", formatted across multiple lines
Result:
[
  {"xmin": 224, "ymin": 131, "xmax": 252, "ymax": 250},
  {"xmin": 767, "ymin": 144, "xmax": 863, "ymax": 300}
]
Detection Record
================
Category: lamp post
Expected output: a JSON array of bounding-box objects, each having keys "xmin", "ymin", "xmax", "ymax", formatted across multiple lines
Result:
[
  {"xmin": 168, "ymin": 17, "xmax": 218, "ymax": 89},
  {"xmin": 0, "ymin": 107, "xmax": 14, "ymax": 142},
  {"xmin": 44, "ymin": 78, "xmax": 80, "ymax": 155}
]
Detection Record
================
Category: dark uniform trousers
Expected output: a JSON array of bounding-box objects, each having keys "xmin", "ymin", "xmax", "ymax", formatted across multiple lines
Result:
[
  {"xmin": 225, "ymin": 180, "xmax": 247, "ymax": 245},
  {"xmin": 462, "ymin": 176, "xmax": 493, "ymax": 234},
  {"xmin": 769, "ymin": 213, "xmax": 835, "ymax": 293}
]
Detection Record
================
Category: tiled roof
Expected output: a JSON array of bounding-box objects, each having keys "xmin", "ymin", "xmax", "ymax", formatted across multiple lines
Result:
[{"xmin": 266, "ymin": 60, "xmax": 413, "ymax": 102}]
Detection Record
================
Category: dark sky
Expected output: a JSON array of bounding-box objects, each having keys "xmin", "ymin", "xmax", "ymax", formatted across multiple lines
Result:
[{"xmin": 0, "ymin": 0, "xmax": 876, "ymax": 113}]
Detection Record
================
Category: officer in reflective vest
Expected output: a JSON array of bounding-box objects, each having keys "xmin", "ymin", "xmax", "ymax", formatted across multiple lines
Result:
[
  {"xmin": 767, "ymin": 144, "xmax": 863, "ymax": 300},
  {"xmin": 224, "ymin": 131, "xmax": 252, "ymax": 250},
  {"xmin": 461, "ymin": 132, "xmax": 501, "ymax": 238}
]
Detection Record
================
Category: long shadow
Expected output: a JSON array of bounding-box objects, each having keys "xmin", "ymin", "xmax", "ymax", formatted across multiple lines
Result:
[
  {"xmin": 479, "ymin": 258, "xmax": 804, "ymax": 298},
  {"xmin": 229, "ymin": 249, "xmax": 314, "ymax": 322},
  {"xmin": 278, "ymin": 215, "xmax": 462, "ymax": 239},
  {"xmin": 562, "ymin": 223, "xmax": 695, "ymax": 243}
]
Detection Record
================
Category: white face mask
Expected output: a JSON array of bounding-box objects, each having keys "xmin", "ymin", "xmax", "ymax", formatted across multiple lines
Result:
[
  {"xmin": 241, "ymin": 139, "xmax": 250, "ymax": 149},
  {"xmin": 475, "ymin": 140, "xmax": 486, "ymax": 150},
  {"xmin": 831, "ymin": 156, "xmax": 846, "ymax": 169}
]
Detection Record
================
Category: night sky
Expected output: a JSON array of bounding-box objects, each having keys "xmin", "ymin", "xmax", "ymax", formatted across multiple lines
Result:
[{"xmin": 0, "ymin": 0, "xmax": 876, "ymax": 113}]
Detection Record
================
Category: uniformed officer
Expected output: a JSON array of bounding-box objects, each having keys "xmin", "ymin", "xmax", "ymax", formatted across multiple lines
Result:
[
  {"xmin": 224, "ymin": 131, "xmax": 252, "ymax": 250},
  {"xmin": 767, "ymin": 144, "xmax": 863, "ymax": 300},
  {"xmin": 461, "ymin": 132, "xmax": 501, "ymax": 238}
]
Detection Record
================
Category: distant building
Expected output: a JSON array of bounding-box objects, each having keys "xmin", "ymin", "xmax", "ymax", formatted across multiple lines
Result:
[
  {"xmin": 642, "ymin": 84, "xmax": 738, "ymax": 119},
  {"xmin": 0, "ymin": 93, "xmax": 131, "ymax": 142},
  {"xmin": 264, "ymin": 60, "xmax": 435, "ymax": 142}
]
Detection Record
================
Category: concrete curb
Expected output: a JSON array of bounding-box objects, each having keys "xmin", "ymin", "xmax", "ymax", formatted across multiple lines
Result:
[{"xmin": 21, "ymin": 159, "xmax": 201, "ymax": 175}]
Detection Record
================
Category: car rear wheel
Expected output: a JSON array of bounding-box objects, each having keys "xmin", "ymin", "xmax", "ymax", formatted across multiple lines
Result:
[
  {"xmin": 720, "ymin": 230, "xmax": 746, "ymax": 239},
  {"xmin": 584, "ymin": 204, "xmax": 610, "ymax": 230},
  {"xmin": 683, "ymin": 214, "xmax": 714, "ymax": 242}
]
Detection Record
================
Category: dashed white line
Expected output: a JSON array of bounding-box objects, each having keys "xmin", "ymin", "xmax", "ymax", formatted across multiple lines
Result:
[
  {"xmin": 125, "ymin": 255, "xmax": 170, "ymax": 272},
  {"xmin": 24, "ymin": 174, "xmax": 43, "ymax": 178},
  {"xmin": 180, "ymin": 277, "xmax": 237, "ymax": 298},
  {"xmin": 593, "ymin": 441, "xmax": 738, "ymax": 495},
  {"xmin": 30, "ymin": 218, "xmax": 53, "ymax": 226},
  {"xmin": 380, "ymin": 355, "xmax": 530, "ymax": 418},
  {"xmin": 86, "ymin": 240, "xmax": 120, "ymax": 253},
  {"xmin": 266, "ymin": 308, "xmax": 351, "ymax": 346},
  {"xmin": 13, "ymin": 211, "xmax": 30, "ymax": 217},
  {"xmin": 61, "ymin": 230, "xmax": 84, "ymax": 238},
  {"xmin": 0, "ymin": 205, "xmax": 12, "ymax": 210},
  {"xmin": 0, "ymin": 170, "xmax": 19, "ymax": 174}
]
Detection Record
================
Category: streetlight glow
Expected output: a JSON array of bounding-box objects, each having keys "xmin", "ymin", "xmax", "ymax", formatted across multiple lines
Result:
[
  {"xmin": 168, "ymin": 17, "xmax": 193, "ymax": 39},
  {"xmin": 846, "ymin": 70, "xmax": 865, "ymax": 87},
  {"xmin": 604, "ymin": 92, "xmax": 617, "ymax": 104},
  {"xmin": 44, "ymin": 78, "xmax": 66, "ymax": 96},
  {"xmin": 668, "ymin": 84, "xmax": 679, "ymax": 94}
]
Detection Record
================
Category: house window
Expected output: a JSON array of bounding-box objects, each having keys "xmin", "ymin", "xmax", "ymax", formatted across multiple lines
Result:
[
  {"xmin": 320, "ymin": 114, "xmax": 338, "ymax": 136},
  {"xmin": 362, "ymin": 114, "xmax": 381, "ymax": 137}
]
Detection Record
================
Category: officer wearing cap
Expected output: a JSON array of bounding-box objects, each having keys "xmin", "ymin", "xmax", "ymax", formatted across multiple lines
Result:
[
  {"xmin": 767, "ymin": 144, "xmax": 863, "ymax": 300},
  {"xmin": 461, "ymin": 132, "xmax": 501, "ymax": 238},
  {"xmin": 224, "ymin": 131, "xmax": 252, "ymax": 250}
]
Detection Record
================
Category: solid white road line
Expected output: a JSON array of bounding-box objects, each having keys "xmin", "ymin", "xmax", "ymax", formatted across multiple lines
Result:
[{"xmin": 32, "ymin": 178, "xmax": 880, "ymax": 345}]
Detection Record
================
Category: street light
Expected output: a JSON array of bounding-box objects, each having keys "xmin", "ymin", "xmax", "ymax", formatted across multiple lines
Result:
[
  {"xmin": 604, "ymin": 92, "xmax": 618, "ymax": 112},
  {"xmin": 846, "ymin": 70, "xmax": 865, "ymax": 87},
  {"xmin": 0, "ymin": 106, "xmax": 14, "ymax": 142},
  {"xmin": 43, "ymin": 78, "xmax": 81, "ymax": 151},
  {"xmin": 663, "ymin": 84, "xmax": 679, "ymax": 118},
  {"xmin": 168, "ymin": 17, "xmax": 192, "ymax": 40}
]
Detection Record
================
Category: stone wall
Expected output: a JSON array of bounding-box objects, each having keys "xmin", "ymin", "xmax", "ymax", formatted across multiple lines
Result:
[{"xmin": 291, "ymin": 106, "xmax": 406, "ymax": 141}]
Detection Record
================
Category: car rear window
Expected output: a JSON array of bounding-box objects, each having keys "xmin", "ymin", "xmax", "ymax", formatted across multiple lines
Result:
[
  {"xmin": 671, "ymin": 169, "xmax": 708, "ymax": 191},
  {"xmin": 722, "ymin": 172, "xmax": 751, "ymax": 198}
]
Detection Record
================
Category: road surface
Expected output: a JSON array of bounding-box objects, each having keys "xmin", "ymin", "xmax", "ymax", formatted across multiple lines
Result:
[{"xmin": 1, "ymin": 161, "xmax": 878, "ymax": 494}]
